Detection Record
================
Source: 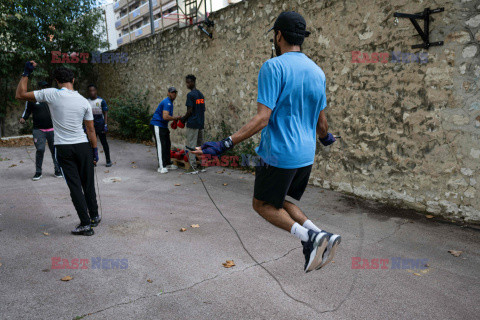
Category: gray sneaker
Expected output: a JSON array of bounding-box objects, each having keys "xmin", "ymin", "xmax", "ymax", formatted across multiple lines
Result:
[
  {"xmin": 317, "ymin": 232, "xmax": 341, "ymax": 270},
  {"xmin": 302, "ymin": 230, "xmax": 329, "ymax": 272}
]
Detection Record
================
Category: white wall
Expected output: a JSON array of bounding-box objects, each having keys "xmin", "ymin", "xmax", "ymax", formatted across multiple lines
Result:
[{"xmin": 101, "ymin": 3, "xmax": 118, "ymax": 51}]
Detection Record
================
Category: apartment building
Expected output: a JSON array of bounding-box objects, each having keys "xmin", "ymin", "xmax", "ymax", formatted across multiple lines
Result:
[{"xmin": 114, "ymin": 0, "xmax": 179, "ymax": 46}]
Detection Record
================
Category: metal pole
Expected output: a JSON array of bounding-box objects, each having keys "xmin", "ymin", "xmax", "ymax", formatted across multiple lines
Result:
[
  {"xmin": 127, "ymin": 0, "xmax": 132, "ymax": 43},
  {"xmin": 148, "ymin": 0, "xmax": 155, "ymax": 35},
  {"xmin": 103, "ymin": 8, "xmax": 110, "ymax": 50}
]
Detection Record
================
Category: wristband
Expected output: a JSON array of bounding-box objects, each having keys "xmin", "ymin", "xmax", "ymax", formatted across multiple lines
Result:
[
  {"xmin": 319, "ymin": 133, "xmax": 336, "ymax": 146},
  {"xmin": 22, "ymin": 61, "xmax": 35, "ymax": 77}
]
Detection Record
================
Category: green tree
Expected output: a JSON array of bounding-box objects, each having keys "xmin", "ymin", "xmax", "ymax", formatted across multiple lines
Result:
[{"xmin": 0, "ymin": 0, "xmax": 108, "ymax": 135}]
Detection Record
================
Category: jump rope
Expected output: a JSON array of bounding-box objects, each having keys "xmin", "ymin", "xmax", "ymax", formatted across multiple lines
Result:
[
  {"xmin": 183, "ymin": 136, "xmax": 364, "ymax": 314},
  {"xmin": 24, "ymin": 135, "xmax": 361, "ymax": 314}
]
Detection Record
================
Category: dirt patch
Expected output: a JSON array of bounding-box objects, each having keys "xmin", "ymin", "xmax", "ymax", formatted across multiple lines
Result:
[{"xmin": 0, "ymin": 137, "xmax": 34, "ymax": 147}]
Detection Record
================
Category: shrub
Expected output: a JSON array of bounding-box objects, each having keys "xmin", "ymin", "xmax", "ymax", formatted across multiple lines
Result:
[{"xmin": 109, "ymin": 91, "xmax": 152, "ymax": 141}]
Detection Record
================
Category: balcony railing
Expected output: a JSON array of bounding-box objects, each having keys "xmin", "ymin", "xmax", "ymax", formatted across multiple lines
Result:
[{"xmin": 113, "ymin": 0, "xmax": 128, "ymax": 12}]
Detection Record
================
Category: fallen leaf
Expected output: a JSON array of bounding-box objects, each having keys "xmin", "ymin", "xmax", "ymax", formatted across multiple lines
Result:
[
  {"xmin": 193, "ymin": 182, "xmax": 196, "ymax": 184},
  {"xmin": 131, "ymin": 161, "xmax": 136, "ymax": 164},
  {"xmin": 216, "ymin": 171, "xmax": 224, "ymax": 174},
  {"xmin": 19, "ymin": 160, "xmax": 24, "ymax": 163},
  {"xmin": 222, "ymin": 260, "xmax": 235, "ymax": 268},
  {"xmin": 174, "ymin": 184, "xmax": 181, "ymax": 186},
  {"xmin": 223, "ymin": 183, "xmax": 228, "ymax": 186},
  {"xmin": 426, "ymin": 215, "xmax": 434, "ymax": 219},
  {"xmin": 413, "ymin": 273, "xmax": 421, "ymax": 276},
  {"xmin": 43, "ymin": 232, "xmax": 49, "ymax": 236},
  {"xmin": 61, "ymin": 276, "xmax": 73, "ymax": 281},
  {"xmin": 448, "ymin": 250, "xmax": 463, "ymax": 257},
  {"xmin": 104, "ymin": 170, "xmax": 109, "ymax": 173},
  {"xmin": 8, "ymin": 164, "xmax": 16, "ymax": 168},
  {"xmin": 180, "ymin": 228, "xmax": 187, "ymax": 232},
  {"xmin": 147, "ymin": 279, "xmax": 153, "ymax": 283},
  {"xmin": 191, "ymin": 224, "xmax": 200, "ymax": 228},
  {"xmin": 132, "ymin": 165, "xmax": 137, "ymax": 168}
]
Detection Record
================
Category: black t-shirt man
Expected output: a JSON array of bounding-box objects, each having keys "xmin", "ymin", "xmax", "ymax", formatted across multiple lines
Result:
[{"xmin": 183, "ymin": 89, "xmax": 205, "ymax": 129}]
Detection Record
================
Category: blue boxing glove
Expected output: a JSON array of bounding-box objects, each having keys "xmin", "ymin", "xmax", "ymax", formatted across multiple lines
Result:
[
  {"xmin": 103, "ymin": 124, "xmax": 108, "ymax": 133},
  {"xmin": 200, "ymin": 137, "xmax": 234, "ymax": 156},
  {"xmin": 22, "ymin": 61, "xmax": 35, "ymax": 77},
  {"xmin": 93, "ymin": 147, "xmax": 99, "ymax": 163},
  {"xmin": 319, "ymin": 133, "xmax": 336, "ymax": 146}
]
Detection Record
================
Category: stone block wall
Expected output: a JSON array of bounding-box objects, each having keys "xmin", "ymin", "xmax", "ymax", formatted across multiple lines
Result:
[{"xmin": 97, "ymin": 0, "xmax": 480, "ymax": 221}]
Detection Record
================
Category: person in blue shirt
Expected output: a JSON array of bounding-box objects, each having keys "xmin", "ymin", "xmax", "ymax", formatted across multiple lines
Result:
[
  {"xmin": 87, "ymin": 84, "xmax": 112, "ymax": 167},
  {"xmin": 192, "ymin": 12, "xmax": 341, "ymax": 273},
  {"xmin": 150, "ymin": 87, "xmax": 181, "ymax": 173}
]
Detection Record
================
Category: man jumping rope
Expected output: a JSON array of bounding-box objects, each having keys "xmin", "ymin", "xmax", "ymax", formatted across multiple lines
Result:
[
  {"xmin": 192, "ymin": 12, "xmax": 341, "ymax": 272},
  {"xmin": 16, "ymin": 62, "xmax": 100, "ymax": 236}
]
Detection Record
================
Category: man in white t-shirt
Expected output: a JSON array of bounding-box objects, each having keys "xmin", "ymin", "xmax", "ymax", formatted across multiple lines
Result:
[{"xmin": 15, "ymin": 61, "xmax": 100, "ymax": 236}]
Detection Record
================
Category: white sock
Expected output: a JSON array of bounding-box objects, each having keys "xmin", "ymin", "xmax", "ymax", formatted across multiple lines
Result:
[
  {"xmin": 290, "ymin": 223, "xmax": 309, "ymax": 242},
  {"xmin": 303, "ymin": 220, "xmax": 322, "ymax": 233}
]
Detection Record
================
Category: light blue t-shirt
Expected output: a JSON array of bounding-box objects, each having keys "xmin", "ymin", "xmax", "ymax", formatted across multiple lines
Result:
[{"xmin": 255, "ymin": 52, "xmax": 327, "ymax": 169}]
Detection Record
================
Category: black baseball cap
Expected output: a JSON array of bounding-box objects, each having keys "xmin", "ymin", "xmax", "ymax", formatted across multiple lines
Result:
[
  {"xmin": 268, "ymin": 11, "xmax": 311, "ymax": 45},
  {"xmin": 168, "ymin": 86, "xmax": 177, "ymax": 93}
]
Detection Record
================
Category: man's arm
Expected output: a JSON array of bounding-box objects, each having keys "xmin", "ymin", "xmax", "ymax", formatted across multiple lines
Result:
[
  {"xmin": 84, "ymin": 120, "xmax": 98, "ymax": 149},
  {"xmin": 103, "ymin": 110, "xmax": 108, "ymax": 125},
  {"xmin": 180, "ymin": 107, "xmax": 193, "ymax": 123},
  {"xmin": 162, "ymin": 110, "xmax": 179, "ymax": 121},
  {"xmin": 316, "ymin": 110, "xmax": 328, "ymax": 139},
  {"xmin": 19, "ymin": 102, "xmax": 31, "ymax": 124},
  {"xmin": 191, "ymin": 103, "xmax": 271, "ymax": 155},
  {"xmin": 15, "ymin": 61, "xmax": 37, "ymax": 102},
  {"xmin": 101, "ymin": 99, "xmax": 108, "ymax": 125},
  {"xmin": 15, "ymin": 76, "xmax": 37, "ymax": 102},
  {"xmin": 231, "ymin": 103, "xmax": 271, "ymax": 145}
]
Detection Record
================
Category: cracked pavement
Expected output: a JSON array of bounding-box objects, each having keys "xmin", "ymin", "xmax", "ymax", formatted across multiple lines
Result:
[{"xmin": 1, "ymin": 139, "xmax": 480, "ymax": 319}]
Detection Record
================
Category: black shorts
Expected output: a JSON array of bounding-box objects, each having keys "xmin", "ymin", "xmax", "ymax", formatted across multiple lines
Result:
[{"xmin": 254, "ymin": 164, "xmax": 312, "ymax": 209}]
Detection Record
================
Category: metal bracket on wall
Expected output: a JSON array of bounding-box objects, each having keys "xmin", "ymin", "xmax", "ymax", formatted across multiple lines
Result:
[
  {"xmin": 393, "ymin": 7, "xmax": 444, "ymax": 49},
  {"xmin": 197, "ymin": 17, "xmax": 214, "ymax": 39}
]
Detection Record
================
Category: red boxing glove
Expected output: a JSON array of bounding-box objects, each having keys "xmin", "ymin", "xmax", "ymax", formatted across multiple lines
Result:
[
  {"xmin": 170, "ymin": 120, "xmax": 178, "ymax": 130},
  {"xmin": 177, "ymin": 120, "xmax": 185, "ymax": 128}
]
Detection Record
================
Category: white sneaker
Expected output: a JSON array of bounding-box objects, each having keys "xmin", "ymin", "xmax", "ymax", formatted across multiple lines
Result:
[
  {"xmin": 166, "ymin": 164, "xmax": 178, "ymax": 170},
  {"xmin": 157, "ymin": 168, "xmax": 168, "ymax": 174}
]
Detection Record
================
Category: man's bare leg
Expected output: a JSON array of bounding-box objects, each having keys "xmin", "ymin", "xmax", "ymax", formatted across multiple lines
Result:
[
  {"xmin": 283, "ymin": 200, "xmax": 308, "ymax": 225},
  {"xmin": 283, "ymin": 200, "xmax": 322, "ymax": 232},
  {"xmin": 252, "ymin": 198, "xmax": 295, "ymax": 232},
  {"xmin": 252, "ymin": 197, "xmax": 329, "ymax": 272}
]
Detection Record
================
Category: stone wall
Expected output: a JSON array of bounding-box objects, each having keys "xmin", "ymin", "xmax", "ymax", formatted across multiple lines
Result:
[{"xmin": 96, "ymin": 0, "xmax": 480, "ymax": 221}]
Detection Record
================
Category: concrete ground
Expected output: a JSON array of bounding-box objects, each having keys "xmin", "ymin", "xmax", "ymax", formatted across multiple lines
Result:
[{"xmin": 1, "ymin": 139, "xmax": 479, "ymax": 320}]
